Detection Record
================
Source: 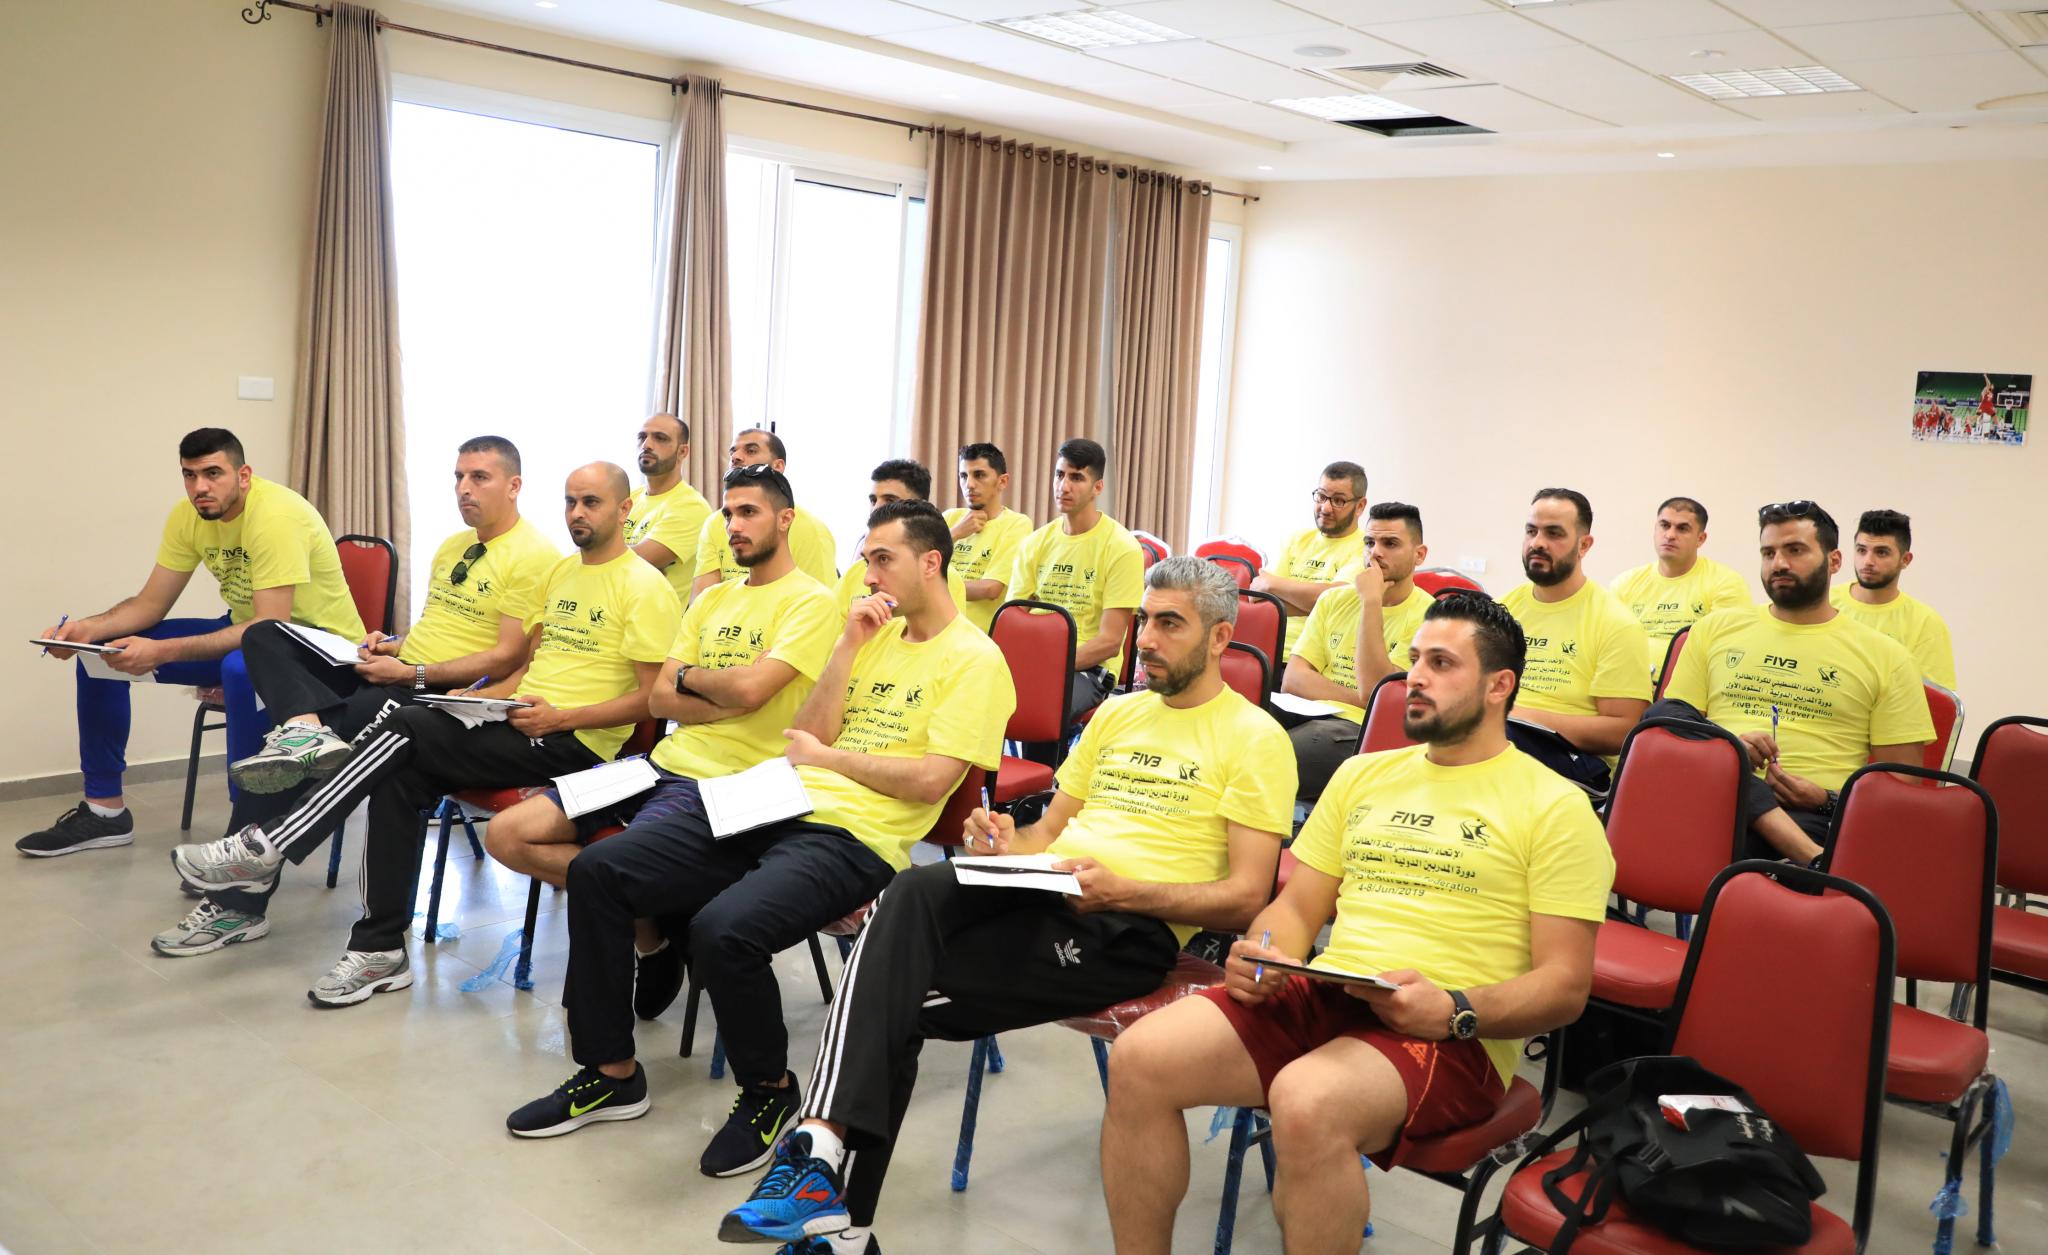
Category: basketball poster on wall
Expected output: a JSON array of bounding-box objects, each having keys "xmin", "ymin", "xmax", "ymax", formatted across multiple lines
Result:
[{"xmin": 1913, "ymin": 371, "xmax": 2030, "ymax": 447}]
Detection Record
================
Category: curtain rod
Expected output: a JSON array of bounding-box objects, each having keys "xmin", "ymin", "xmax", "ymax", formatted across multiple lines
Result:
[{"xmin": 241, "ymin": 0, "xmax": 1260, "ymax": 202}]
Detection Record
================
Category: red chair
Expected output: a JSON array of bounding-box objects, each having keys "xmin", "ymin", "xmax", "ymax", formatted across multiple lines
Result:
[
  {"xmin": 1653, "ymin": 626, "xmax": 1689, "ymax": 701},
  {"xmin": 1220, "ymin": 642, "xmax": 1272, "ymax": 709},
  {"xmin": 1234, "ymin": 589, "xmax": 1286, "ymax": 671},
  {"xmin": 1974, "ymin": 716, "xmax": 2048, "ymax": 996},
  {"xmin": 1823, "ymin": 762, "xmax": 2001, "ymax": 1253},
  {"xmin": 1589, "ymin": 719, "xmax": 1748, "ymax": 1012},
  {"xmin": 1923, "ymin": 680, "xmax": 1963, "ymax": 774},
  {"xmin": 1195, "ymin": 535, "xmax": 1266, "ymax": 570},
  {"xmin": 1413, "ymin": 567, "xmax": 1484, "ymax": 596},
  {"xmin": 335, "ymin": 534, "xmax": 399, "ymax": 636},
  {"xmin": 1499, "ymin": 862, "xmax": 1896, "ymax": 1253},
  {"xmin": 1131, "ymin": 529, "xmax": 1171, "ymax": 568},
  {"xmin": 987, "ymin": 600, "xmax": 1077, "ymax": 808},
  {"xmin": 1205, "ymin": 554, "xmax": 1256, "ymax": 590},
  {"xmin": 1357, "ymin": 671, "xmax": 1416, "ymax": 755}
]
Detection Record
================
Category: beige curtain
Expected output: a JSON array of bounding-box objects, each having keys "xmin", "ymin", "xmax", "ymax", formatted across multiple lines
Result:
[
  {"xmin": 912, "ymin": 131, "xmax": 1112, "ymax": 524},
  {"xmin": 1108, "ymin": 169, "xmax": 1211, "ymax": 555},
  {"xmin": 290, "ymin": 2, "xmax": 410, "ymax": 618},
  {"xmin": 650, "ymin": 74, "xmax": 731, "ymax": 499}
]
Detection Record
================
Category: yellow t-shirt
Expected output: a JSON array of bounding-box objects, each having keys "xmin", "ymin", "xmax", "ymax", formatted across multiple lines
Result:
[
  {"xmin": 652, "ymin": 569, "xmax": 840, "ymax": 780},
  {"xmin": 944, "ymin": 507, "xmax": 1036, "ymax": 633},
  {"xmin": 1500, "ymin": 581, "xmax": 1652, "ymax": 719},
  {"xmin": 625, "ymin": 481, "xmax": 712, "ymax": 604},
  {"xmin": 1664, "ymin": 605, "xmax": 1935, "ymax": 792},
  {"xmin": 1294, "ymin": 744, "xmax": 1614, "ymax": 1082},
  {"xmin": 399, "ymin": 518, "xmax": 561, "ymax": 667},
  {"xmin": 1009, "ymin": 514, "xmax": 1146, "ymax": 678},
  {"xmin": 154, "ymin": 475, "xmax": 365, "ymax": 638},
  {"xmin": 835, "ymin": 557, "xmax": 971, "ymax": 625},
  {"xmin": 1610, "ymin": 558, "xmax": 1753, "ymax": 682},
  {"xmin": 1292, "ymin": 586, "xmax": 1430, "ymax": 723},
  {"xmin": 1829, "ymin": 586, "xmax": 1957, "ymax": 690},
  {"xmin": 693, "ymin": 505, "xmax": 837, "ymax": 590},
  {"xmin": 1048, "ymin": 687, "xmax": 1296, "ymax": 943},
  {"xmin": 521, "ymin": 552, "xmax": 683, "ymax": 759},
  {"xmin": 801, "ymin": 616, "xmax": 1014, "ymax": 871},
  {"xmin": 1273, "ymin": 527, "xmax": 1367, "ymax": 654}
]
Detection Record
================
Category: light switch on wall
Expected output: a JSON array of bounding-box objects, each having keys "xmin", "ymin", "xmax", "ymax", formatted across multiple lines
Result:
[{"xmin": 237, "ymin": 376, "xmax": 275, "ymax": 401}]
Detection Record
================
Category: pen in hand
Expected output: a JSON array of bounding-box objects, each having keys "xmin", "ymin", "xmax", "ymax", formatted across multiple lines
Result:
[
  {"xmin": 462, "ymin": 675, "xmax": 491, "ymax": 694},
  {"xmin": 41, "ymin": 614, "xmax": 68, "ymax": 657},
  {"xmin": 976, "ymin": 786, "xmax": 996, "ymax": 850},
  {"xmin": 1253, "ymin": 929, "xmax": 1271, "ymax": 985}
]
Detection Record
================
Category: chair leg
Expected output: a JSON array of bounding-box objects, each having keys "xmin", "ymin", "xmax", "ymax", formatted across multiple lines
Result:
[
  {"xmin": 1674, "ymin": 913, "xmax": 1692, "ymax": 943},
  {"xmin": 513, "ymin": 878, "xmax": 542, "ymax": 989},
  {"xmin": 1091, "ymin": 1037, "xmax": 1111, "ymax": 1094},
  {"xmin": 1255, "ymin": 1114, "xmax": 1275, "ymax": 1192},
  {"xmin": 1213, "ymin": 1107, "xmax": 1256, "ymax": 1255},
  {"xmin": 424, "ymin": 801, "xmax": 454, "ymax": 942},
  {"xmin": 459, "ymin": 810, "xmax": 485, "ymax": 861},
  {"xmin": 1948, "ymin": 982, "xmax": 1974, "ymax": 1021},
  {"xmin": 1978, "ymin": 1083, "xmax": 2001, "ymax": 1248},
  {"xmin": 1454, "ymin": 1150, "xmax": 1513, "ymax": 1255},
  {"xmin": 679, "ymin": 978, "xmax": 702, "ymax": 1058},
  {"xmin": 952, "ymin": 1035, "xmax": 994, "ymax": 1192},
  {"xmin": 326, "ymin": 817, "xmax": 345, "ymax": 889},
  {"xmin": 808, "ymin": 933, "xmax": 834, "ymax": 1003},
  {"xmin": 835, "ymin": 934, "xmax": 854, "ymax": 962},
  {"xmin": 181, "ymin": 704, "xmax": 209, "ymax": 832},
  {"xmin": 987, "ymin": 1036, "xmax": 1005, "ymax": 1074},
  {"xmin": 708, "ymin": 1031, "xmax": 726, "ymax": 1081}
]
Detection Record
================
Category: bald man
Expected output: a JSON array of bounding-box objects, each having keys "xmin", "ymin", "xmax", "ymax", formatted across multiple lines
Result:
[{"xmin": 170, "ymin": 463, "xmax": 682, "ymax": 1007}]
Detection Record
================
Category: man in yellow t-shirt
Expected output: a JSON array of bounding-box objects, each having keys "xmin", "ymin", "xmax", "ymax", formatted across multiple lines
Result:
[
  {"xmin": 1008, "ymin": 437, "xmax": 1146, "ymax": 719},
  {"xmin": 1659, "ymin": 501, "xmax": 1933, "ymax": 864},
  {"xmin": 834, "ymin": 459, "xmax": 970, "ymax": 619},
  {"xmin": 1282, "ymin": 502, "xmax": 1431, "ymax": 800},
  {"xmin": 24, "ymin": 428, "xmax": 364, "ymax": 858},
  {"xmin": 169, "ymin": 463, "xmax": 679, "ymax": 1008},
  {"xmin": 1830, "ymin": 508, "xmax": 1956, "ymax": 690},
  {"xmin": 945, "ymin": 441, "xmax": 1035, "ymax": 633},
  {"xmin": 1609, "ymin": 496, "xmax": 1751, "ymax": 683},
  {"xmin": 1101, "ymin": 593, "xmax": 1612, "ymax": 1251},
  {"xmin": 1255, "ymin": 460, "xmax": 1369, "ymax": 655},
  {"xmin": 1499, "ymin": 488, "xmax": 1651, "ymax": 790},
  {"xmin": 512, "ymin": 500, "xmax": 1011, "ymax": 1174},
  {"xmin": 690, "ymin": 427, "xmax": 837, "ymax": 597},
  {"xmin": 725, "ymin": 556, "xmax": 1293, "ymax": 1248},
  {"xmin": 624, "ymin": 412, "xmax": 712, "ymax": 603},
  {"xmin": 152, "ymin": 437, "xmax": 561, "ymax": 956}
]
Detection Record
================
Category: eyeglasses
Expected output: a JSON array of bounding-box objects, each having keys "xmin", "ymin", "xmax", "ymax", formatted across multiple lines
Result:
[
  {"xmin": 449, "ymin": 542, "xmax": 487, "ymax": 586},
  {"xmin": 1310, "ymin": 490, "xmax": 1358, "ymax": 508}
]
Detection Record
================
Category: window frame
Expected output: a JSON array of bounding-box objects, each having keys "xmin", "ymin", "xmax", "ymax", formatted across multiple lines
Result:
[{"xmin": 1190, "ymin": 221, "xmax": 1243, "ymax": 545}]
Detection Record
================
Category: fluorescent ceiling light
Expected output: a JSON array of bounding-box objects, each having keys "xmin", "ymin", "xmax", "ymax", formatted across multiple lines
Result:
[
  {"xmin": 994, "ymin": 10, "xmax": 1188, "ymax": 49},
  {"xmin": 1268, "ymin": 93, "xmax": 1431, "ymax": 122},
  {"xmin": 1671, "ymin": 66, "xmax": 1862, "ymax": 100}
]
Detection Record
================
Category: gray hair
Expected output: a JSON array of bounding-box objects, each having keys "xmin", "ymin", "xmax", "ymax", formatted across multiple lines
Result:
[{"xmin": 1145, "ymin": 555, "xmax": 1238, "ymax": 628}]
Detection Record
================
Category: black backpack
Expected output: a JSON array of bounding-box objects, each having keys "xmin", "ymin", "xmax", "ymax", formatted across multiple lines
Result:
[{"xmin": 1503, "ymin": 1055, "xmax": 1828, "ymax": 1251}]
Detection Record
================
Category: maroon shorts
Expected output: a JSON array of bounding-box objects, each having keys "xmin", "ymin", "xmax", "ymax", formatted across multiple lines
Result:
[{"xmin": 1199, "ymin": 976, "xmax": 1506, "ymax": 1168}]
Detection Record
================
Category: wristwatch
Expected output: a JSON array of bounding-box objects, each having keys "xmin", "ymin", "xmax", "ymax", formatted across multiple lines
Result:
[
  {"xmin": 1820, "ymin": 789, "xmax": 1840, "ymax": 817},
  {"xmin": 1447, "ymin": 990, "xmax": 1479, "ymax": 1041},
  {"xmin": 413, "ymin": 664, "xmax": 428, "ymax": 693},
  {"xmin": 674, "ymin": 664, "xmax": 696, "ymax": 696}
]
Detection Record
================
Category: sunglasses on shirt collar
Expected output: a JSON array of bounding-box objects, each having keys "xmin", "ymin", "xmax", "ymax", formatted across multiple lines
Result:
[{"xmin": 450, "ymin": 542, "xmax": 487, "ymax": 586}]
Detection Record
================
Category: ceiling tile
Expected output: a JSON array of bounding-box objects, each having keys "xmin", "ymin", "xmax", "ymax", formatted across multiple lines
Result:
[
  {"xmin": 1284, "ymin": 0, "xmax": 1495, "ymax": 23},
  {"xmin": 1776, "ymin": 15, "xmax": 2009, "ymax": 63},
  {"xmin": 1717, "ymin": 91, "xmax": 1908, "ymax": 119},
  {"xmin": 1457, "ymin": 46, "xmax": 1743, "ymax": 125},
  {"xmin": 1605, "ymin": 28, "xmax": 1821, "ymax": 77},
  {"xmin": 1379, "ymin": 82, "xmax": 1608, "ymax": 131},
  {"xmin": 753, "ymin": 0, "xmax": 954, "ymax": 37},
  {"xmin": 1106, "ymin": 0, "xmax": 1325, "ymax": 40},
  {"xmin": 897, "ymin": 0, "xmax": 1065, "ymax": 19},
  {"xmin": 1832, "ymin": 50, "xmax": 2048, "ymax": 112},
  {"xmin": 1209, "ymin": 26, "xmax": 1423, "ymax": 69},
  {"xmin": 1172, "ymin": 98, "xmax": 1351, "ymax": 141},
  {"xmin": 1718, "ymin": 0, "xmax": 1956, "ymax": 25},
  {"xmin": 881, "ymin": 22, "xmax": 1051, "ymax": 63},
  {"xmin": 1517, "ymin": 0, "xmax": 1758, "ymax": 44},
  {"xmin": 1361, "ymin": 12, "xmax": 1583, "ymax": 60},
  {"xmin": 1092, "ymin": 40, "xmax": 1333, "ymax": 98},
  {"xmin": 908, "ymin": 29, "xmax": 1240, "ymax": 104}
]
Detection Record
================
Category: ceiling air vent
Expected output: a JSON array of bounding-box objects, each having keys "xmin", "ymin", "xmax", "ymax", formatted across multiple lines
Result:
[
  {"xmin": 1310, "ymin": 61, "xmax": 1468, "ymax": 93},
  {"xmin": 1992, "ymin": 10, "xmax": 2048, "ymax": 46},
  {"xmin": 1333, "ymin": 114, "xmax": 1493, "ymax": 138}
]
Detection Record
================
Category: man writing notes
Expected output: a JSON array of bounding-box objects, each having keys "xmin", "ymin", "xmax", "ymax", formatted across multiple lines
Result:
[
  {"xmin": 945, "ymin": 442, "xmax": 1034, "ymax": 634},
  {"xmin": 1281, "ymin": 502, "xmax": 1432, "ymax": 801},
  {"xmin": 1099, "ymin": 593, "xmax": 1612, "ymax": 1254},
  {"xmin": 691, "ymin": 428, "xmax": 837, "ymax": 598},
  {"xmin": 721, "ymin": 557, "xmax": 1293, "ymax": 1255},
  {"xmin": 1255, "ymin": 461, "xmax": 1368, "ymax": 656},
  {"xmin": 167, "ymin": 463, "xmax": 679, "ymax": 1006},
  {"xmin": 624, "ymin": 412, "xmax": 712, "ymax": 602},
  {"xmin": 1830, "ymin": 508, "xmax": 1956, "ymax": 689},
  {"xmin": 1609, "ymin": 496, "xmax": 1750, "ymax": 684},
  {"xmin": 23, "ymin": 429, "xmax": 362, "ymax": 857},
  {"xmin": 1009, "ymin": 438, "xmax": 1146, "ymax": 720}
]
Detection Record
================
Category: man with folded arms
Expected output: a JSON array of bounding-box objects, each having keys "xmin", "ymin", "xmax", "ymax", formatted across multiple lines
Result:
[
  {"xmin": 482, "ymin": 464, "xmax": 838, "ymax": 1014},
  {"xmin": 1657, "ymin": 500, "xmax": 1932, "ymax": 865},
  {"xmin": 945, "ymin": 442, "xmax": 1033, "ymax": 634},
  {"xmin": 24, "ymin": 428, "xmax": 363, "ymax": 857},
  {"xmin": 1830, "ymin": 508, "xmax": 1956, "ymax": 689},
  {"xmin": 1281, "ymin": 501, "xmax": 1432, "ymax": 801},
  {"xmin": 153, "ymin": 436, "xmax": 558, "ymax": 956},
  {"xmin": 721, "ymin": 557, "xmax": 1293, "ymax": 1255},
  {"xmin": 1609, "ymin": 496, "xmax": 1751, "ymax": 685},
  {"xmin": 168, "ymin": 463, "xmax": 678, "ymax": 1006},
  {"xmin": 693, "ymin": 427, "xmax": 837, "ymax": 597},
  {"xmin": 1101, "ymin": 593, "xmax": 1613, "ymax": 1253},
  {"xmin": 1255, "ymin": 461, "xmax": 1369, "ymax": 657},
  {"xmin": 506, "ymin": 500, "xmax": 1012, "ymax": 1185},
  {"xmin": 625, "ymin": 412, "xmax": 713, "ymax": 602}
]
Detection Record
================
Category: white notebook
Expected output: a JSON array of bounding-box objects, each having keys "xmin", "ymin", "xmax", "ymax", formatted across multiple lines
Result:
[
  {"xmin": 951, "ymin": 852, "xmax": 1083, "ymax": 896},
  {"xmin": 553, "ymin": 756, "xmax": 660, "ymax": 819},
  {"xmin": 700, "ymin": 757, "xmax": 814, "ymax": 839},
  {"xmin": 1269, "ymin": 691, "xmax": 1338, "ymax": 719},
  {"xmin": 279, "ymin": 622, "xmax": 366, "ymax": 667},
  {"xmin": 414, "ymin": 693, "xmax": 532, "ymax": 729}
]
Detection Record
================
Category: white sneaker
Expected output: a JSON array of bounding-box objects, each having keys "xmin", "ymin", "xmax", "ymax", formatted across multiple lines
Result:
[
  {"xmin": 151, "ymin": 899, "xmax": 270, "ymax": 957},
  {"xmin": 308, "ymin": 949, "xmax": 413, "ymax": 1008},
  {"xmin": 230, "ymin": 724, "xmax": 354, "ymax": 794},
  {"xmin": 171, "ymin": 826, "xmax": 282, "ymax": 891}
]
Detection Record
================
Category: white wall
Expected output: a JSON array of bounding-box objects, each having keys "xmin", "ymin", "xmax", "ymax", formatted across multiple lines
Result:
[{"xmin": 1220, "ymin": 161, "xmax": 2047, "ymax": 738}]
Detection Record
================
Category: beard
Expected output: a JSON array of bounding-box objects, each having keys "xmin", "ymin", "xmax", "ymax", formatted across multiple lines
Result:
[
  {"xmin": 1856, "ymin": 569, "xmax": 1897, "ymax": 591},
  {"xmin": 733, "ymin": 535, "xmax": 780, "ymax": 568},
  {"xmin": 640, "ymin": 452, "xmax": 677, "ymax": 478},
  {"xmin": 1144, "ymin": 647, "xmax": 1208, "ymax": 697},
  {"xmin": 1766, "ymin": 563, "xmax": 1831, "ymax": 610},
  {"xmin": 1523, "ymin": 548, "xmax": 1578, "ymax": 588},
  {"xmin": 1403, "ymin": 690, "xmax": 1486, "ymax": 744},
  {"xmin": 1316, "ymin": 512, "xmax": 1355, "ymax": 537}
]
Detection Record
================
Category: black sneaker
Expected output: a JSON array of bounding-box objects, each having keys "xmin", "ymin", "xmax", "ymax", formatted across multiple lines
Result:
[
  {"xmin": 775, "ymin": 1234, "xmax": 881, "ymax": 1254},
  {"xmin": 17, "ymin": 803, "xmax": 134, "ymax": 857},
  {"xmin": 506, "ymin": 1063, "xmax": 650, "ymax": 1139},
  {"xmin": 701, "ymin": 1071, "xmax": 802, "ymax": 1178},
  {"xmin": 634, "ymin": 939, "xmax": 687, "ymax": 1021}
]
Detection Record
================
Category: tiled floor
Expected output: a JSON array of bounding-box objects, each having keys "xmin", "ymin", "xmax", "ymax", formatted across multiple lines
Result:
[{"xmin": 1, "ymin": 774, "xmax": 2043, "ymax": 1254}]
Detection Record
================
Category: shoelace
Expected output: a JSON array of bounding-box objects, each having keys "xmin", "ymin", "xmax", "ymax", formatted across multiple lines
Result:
[
  {"xmin": 555, "ymin": 1067, "xmax": 602, "ymax": 1097},
  {"xmin": 752, "ymin": 1151, "xmax": 813, "ymax": 1200},
  {"xmin": 177, "ymin": 901, "xmax": 224, "ymax": 931},
  {"xmin": 326, "ymin": 952, "xmax": 376, "ymax": 982}
]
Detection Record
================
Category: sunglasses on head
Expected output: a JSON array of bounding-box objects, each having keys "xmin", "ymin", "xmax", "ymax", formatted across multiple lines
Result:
[{"xmin": 1758, "ymin": 500, "xmax": 1819, "ymax": 521}]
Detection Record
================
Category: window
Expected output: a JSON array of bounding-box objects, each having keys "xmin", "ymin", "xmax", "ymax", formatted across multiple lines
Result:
[
  {"xmin": 726, "ymin": 150, "xmax": 926, "ymax": 557},
  {"xmin": 389, "ymin": 94, "xmax": 661, "ymax": 618},
  {"xmin": 1187, "ymin": 226, "xmax": 1241, "ymax": 545}
]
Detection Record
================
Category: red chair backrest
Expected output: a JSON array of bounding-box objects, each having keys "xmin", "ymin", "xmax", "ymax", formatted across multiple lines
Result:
[
  {"xmin": 336, "ymin": 534, "xmax": 397, "ymax": 636},
  {"xmin": 1604, "ymin": 720, "xmax": 1747, "ymax": 913},
  {"xmin": 1654, "ymin": 626, "xmax": 1689, "ymax": 701},
  {"xmin": 990, "ymin": 599, "xmax": 1077, "ymax": 743},
  {"xmin": 1358, "ymin": 671, "xmax": 1416, "ymax": 754},
  {"xmin": 1132, "ymin": 530, "xmax": 1170, "ymax": 567},
  {"xmin": 1204, "ymin": 554, "xmax": 1256, "ymax": 590},
  {"xmin": 1826, "ymin": 764, "xmax": 1997, "ymax": 991},
  {"xmin": 1413, "ymin": 568, "xmax": 1483, "ymax": 596},
  {"xmin": 1115, "ymin": 613, "xmax": 1141, "ymax": 691},
  {"xmin": 1234, "ymin": 590, "xmax": 1286, "ymax": 671},
  {"xmin": 1220, "ymin": 642, "xmax": 1270, "ymax": 708},
  {"xmin": 921, "ymin": 765, "xmax": 988, "ymax": 853},
  {"xmin": 1922, "ymin": 680, "xmax": 1962, "ymax": 773},
  {"xmin": 1670, "ymin": 864, "xmax": 1894, "ymax": 1174},
  {"xmin": 1973, "ymin": 716, "xmax": 2048, "ymax": 894},
  {"xmin": 1194, "ymin": 536, "xmax": 1265, "ymax": 569}
]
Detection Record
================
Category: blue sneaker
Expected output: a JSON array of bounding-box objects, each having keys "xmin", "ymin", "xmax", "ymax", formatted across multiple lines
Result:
[{"xmin": 718, "ymin": 1130, "xmax": 850, "ymax": 1244}]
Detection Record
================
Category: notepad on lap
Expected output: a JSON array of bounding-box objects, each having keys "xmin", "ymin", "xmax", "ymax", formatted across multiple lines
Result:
[
  {"xmin": 951, "ymin": 852, "xmax": 1083, "ymax": 896},
  {"xmin": 553, "ymin": 756, "xmax": 660, "ymax": 819},
  {"xmin": 1251, "ymin": 957, "xmax": 1401, "ymax": 991},
  {"xmin": 1269, "ymin": 691, "xmax": 1336, "ymax": 719},
  {"xmin": 28, "ymin": 639, "xmax": 125, "ymax": 655},
  {"xmin": 79, "ymin": 651, "xmax": 150, "ymax": 683},
  {"xmin": 414, "ymin": 693, "xmax": 533, "ymax": 729},
  {"xmin": 278, "ymin": 622, "xmax": 364, "ymax": 667},
  {"xmin": 700, "ymin": 757, "xmax": 814, "ymax": 839}
]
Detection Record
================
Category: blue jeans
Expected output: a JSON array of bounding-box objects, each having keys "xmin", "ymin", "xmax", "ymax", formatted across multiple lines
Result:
[{"xmin": 74, "ymin": 615, "xmax": 264, "ymax": 799}]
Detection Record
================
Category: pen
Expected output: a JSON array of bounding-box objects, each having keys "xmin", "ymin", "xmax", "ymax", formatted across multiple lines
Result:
[
  {"xmin": 976, "ymin": 786, "xmax": 995, "ymax": 849},
  {"xmin": 42, "ymin": 614, "xmax": 67, "ymax": 656},
  {"xmin": 1253, "ymin": 929, "xmax": 1271, "ymax": 985},
  {"xmin": 463, "ymin": 675, "xmax": 491, "ymax": 693},
  {"xmin": 1770, "ymin": 705, "xmax": 1780, "ymax": 766}
]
